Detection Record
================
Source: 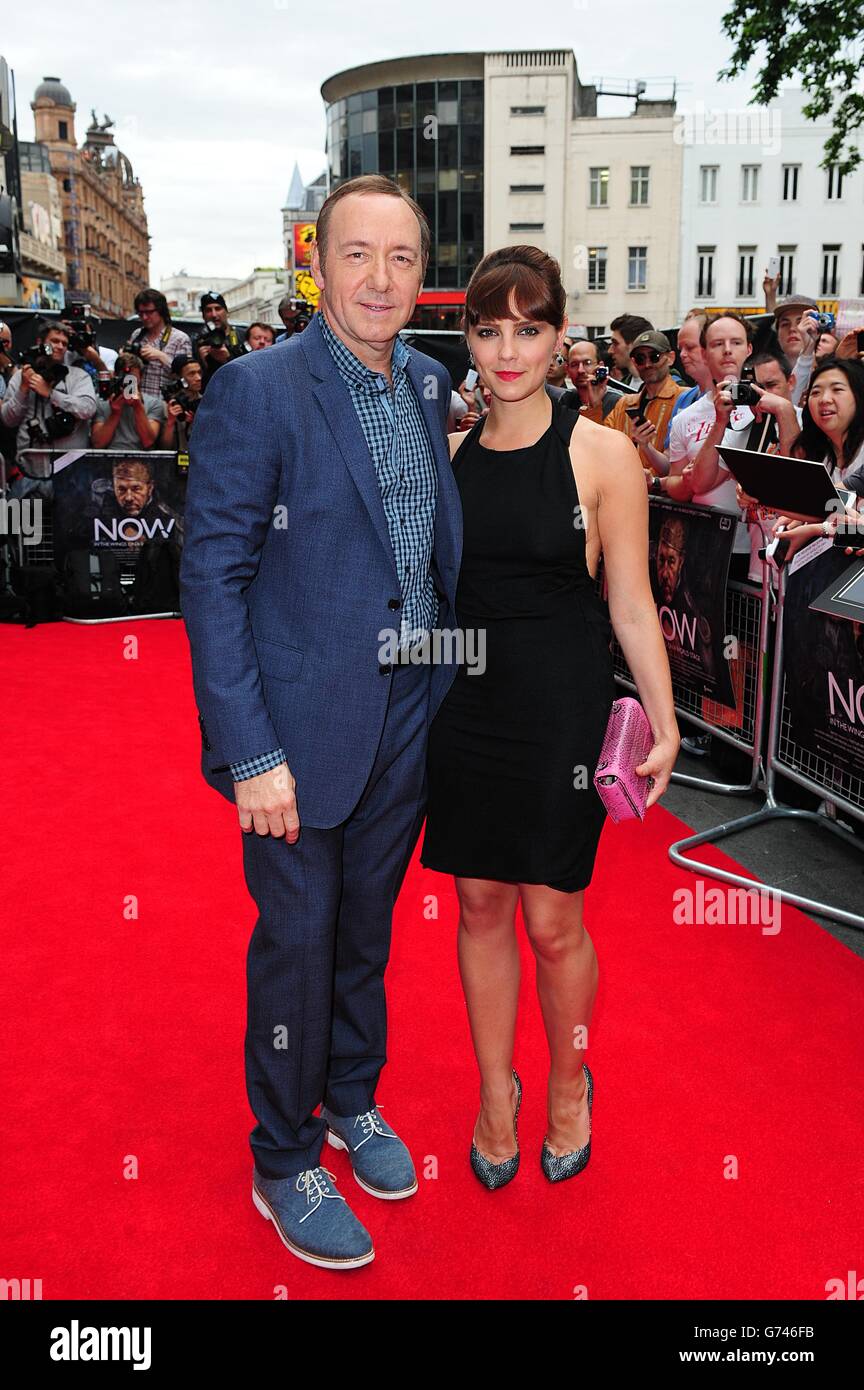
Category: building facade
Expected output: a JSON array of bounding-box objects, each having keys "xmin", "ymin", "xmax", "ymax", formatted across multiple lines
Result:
[
  {"xmin": 161, "ymin": 273, "xmax": 242, "ymax": 319},
  {"xmin": 282, "ymin": 161, "xmax": 327, "ymax": 309},
  {"xmin": 320, "ymin": 51, "xmax": 680, "ymax": 330},
  {"xmin": 17, "ymin": 140, "xmax": 66, "ymax": 305},
  {"xmin": 678, "ymin": 88, "xmax": 864, "ymax": 320},
  {"xmin": 30, "ymin": 76, "xmax": 149, "ymax": 318}
]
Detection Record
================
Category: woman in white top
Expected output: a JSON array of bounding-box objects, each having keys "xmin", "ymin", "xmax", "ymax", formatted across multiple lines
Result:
[{"xmin": 771, "ymin": 358, "xmax": 864, "ymax": 560}]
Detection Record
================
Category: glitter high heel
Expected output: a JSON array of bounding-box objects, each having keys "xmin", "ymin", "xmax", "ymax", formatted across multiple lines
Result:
[
  {"xmin": 541, "ymin": 1063, "xmax": 593, "ymax": 1182},
  {"xmin": 470, "ymin": 1068, "xmax": 522, "ymax": 1190}
]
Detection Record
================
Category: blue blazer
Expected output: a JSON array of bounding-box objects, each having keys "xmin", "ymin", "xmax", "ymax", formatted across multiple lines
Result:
[{"xmin": 179, "ymin": 315, "xmax": 463, "ymax": 828}]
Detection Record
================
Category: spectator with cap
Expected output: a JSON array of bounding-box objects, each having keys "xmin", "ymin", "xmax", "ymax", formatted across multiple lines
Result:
[
  {"xmin": 158, "ymin": 355, "xmax": 203, "ymax": 451},
  {"xmin": 602, "ymin": 330, "xmax": 686, "ymax": 472},
  {"xmin": 129, "ymin": 289, "xmax": 193, "ymax": 398},
  {"xmin": 773, "ymin": 294, "xmax": 821, "ymax": 406},
  {"xmin": 566, "ymin": 338, "xmax": 622, "ymax": 421},
  {"xmin": 194, "ymin": 291, "xmax": 244, "ymax": 388}
]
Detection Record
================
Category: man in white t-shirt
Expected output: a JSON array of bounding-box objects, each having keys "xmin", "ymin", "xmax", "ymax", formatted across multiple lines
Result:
[{"xmin": 655, "ymin": 314, "xmax": 799, "ymax": 576}]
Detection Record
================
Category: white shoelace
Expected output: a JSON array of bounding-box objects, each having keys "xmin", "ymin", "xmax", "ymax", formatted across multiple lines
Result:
[
  {"xmin": 295, "ymin": 1166, "xmax": 345, "ymax": 1223},
  {"xmin": 351, "ymin": 1106, "xmax": 397, "ymax": 1152}
]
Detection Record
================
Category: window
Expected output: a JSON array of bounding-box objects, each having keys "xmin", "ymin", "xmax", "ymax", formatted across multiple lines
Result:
[
  {"xmin": 58, "ymin": 120, "xmax": 68, "ymax": 140},
  {"xmin": 509, "ymin": 222, "xmax": 544, "ymax": 231},
  {"xmin": 63, "ymin": 177, "xmax": 71, "ymax": 192},
  {"xmin": 781, "ymin": 164, "xmax": 800, "ymax": 201},
  {"xmin": 741, "ymin": 165, "xmax": 760, "ymax": 201},
  {"xmin": 630, "ymin": 166, "xmax": 650, "ymax": 206},
  {"xmin": 737, "ymin": 247, "xmax": 756, "ymax": 297},
  {"xmin": 827, "ymin": 166, "xmax": 844, "ymax": 200},
  {"xmin": 587, "ymin": 246, "xmax": 607, "ymax": 292},
  {"xmin": 821, "ymin": 244, "xmax": 840, "ymax": 296},
  {"xmin": 510, "ymin": 145, "xmax": 544, "ymax": 156},
  {"xmin": 696, "ymin": 246, "xmax": 716, "ymax": 298},
  {"xmin": 509, "ymin": 184, "xmax": 544, "ymax": 193},
  {"xmin": 510, "ymin": 105, "xmax": 545, "ymax": 116},
  {"xmin": 778, "ymin": 246, "xmax": 796, "ymax": 296},
  {"xmin": 699, "ymin": 165, "xmax": 718, "ymax": 203},
  {"xmin": 589, "ymin": 167, "xmax": 609, "ymax": 207},
  {"xmin": 627, "ymin": 246, "xmax": 647, "ymax": 290}
]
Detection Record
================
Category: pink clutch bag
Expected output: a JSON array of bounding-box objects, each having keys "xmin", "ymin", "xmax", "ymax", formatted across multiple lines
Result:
[{"xmin": 593, "ymin": 697, "xmax": 655, "ymax": 823}]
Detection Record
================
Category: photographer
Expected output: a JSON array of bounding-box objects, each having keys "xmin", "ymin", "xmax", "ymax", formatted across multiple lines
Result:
[
  {"xmin": 566, "ymin": 338, "xmax": 622, "ymax": 421},
  {"xmin": 158, "ymin": 356, "xmax": 203, "ymax": 451},
  {"xmin": 128, "ymin": 289, "xmax": 193, "ymax": 398},
  {"xmin": 274, "ymin": 295, "xmax": 312, "ymax": 341},
  {"xmin": 244, "ymin": 322, "xmax": 276, "ymax": 351},
  {"xmin": 0, "ymin": 321, "xmax": 96, "ymax": 495},
  {"xmin": 91, "ymin": 351, "xmax": 166, "ymax": 451},
  {"xmin": 60, "ymin": 305, "xmax": 111, "ymax": 381},
  {"xmin": 194, "ymin": 291, "xmax": 244, "ymax": 387}
]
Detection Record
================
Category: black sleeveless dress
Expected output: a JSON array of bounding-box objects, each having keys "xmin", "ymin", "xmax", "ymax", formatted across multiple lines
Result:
[{"xmin": 420, "ymin": 396, "xmax": 616, "ymax": 892}]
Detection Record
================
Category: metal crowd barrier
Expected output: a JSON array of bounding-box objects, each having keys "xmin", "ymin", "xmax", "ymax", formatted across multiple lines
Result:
[
  {"xmin": 2, "ymin": 448, "xmax": 182, "ymax": 623},
  {"xmin": 668, "ymin": 561, "xmax": 864, "ymax": 931},
  {"xmin": 595, "ymin": 535, "xmax": 772, "ymax": 796}
]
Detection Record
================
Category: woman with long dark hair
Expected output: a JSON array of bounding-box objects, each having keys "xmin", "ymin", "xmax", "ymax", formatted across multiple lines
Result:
[
  {"xmin": 772, "ymin": 357, "xmax": 864, "ymax": 557},
  {"xmin": 420, "ymin": 247, "xmax": 679, "ymax": 1188}
]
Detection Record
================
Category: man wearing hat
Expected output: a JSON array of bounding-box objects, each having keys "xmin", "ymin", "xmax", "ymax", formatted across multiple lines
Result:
[
  {"xmin": 602, "ymin": 330, "xmax": 686, "ymax": 473},
  {"xmin": 194, "ymin": 292, "xmax": 245, "ymax": 388},
  {"xmin": 773, "ymin": 295, "xmax": 821, "ymax": 407}
]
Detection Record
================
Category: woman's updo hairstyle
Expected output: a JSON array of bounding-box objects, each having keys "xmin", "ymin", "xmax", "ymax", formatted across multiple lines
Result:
[{"xmin": 463, "ymin": 245, "xmax": 567, "ymax": 332}]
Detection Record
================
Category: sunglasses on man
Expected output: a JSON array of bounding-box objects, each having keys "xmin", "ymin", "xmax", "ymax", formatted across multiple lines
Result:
[{"xmin": 631, "ymin": 349, "xmax": 663, "ymax": 366}]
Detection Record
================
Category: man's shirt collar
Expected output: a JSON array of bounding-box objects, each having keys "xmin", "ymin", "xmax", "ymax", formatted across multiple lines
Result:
[{"xmin": 319, "ymin": 309, "xmax": 410, "ymax": 391}]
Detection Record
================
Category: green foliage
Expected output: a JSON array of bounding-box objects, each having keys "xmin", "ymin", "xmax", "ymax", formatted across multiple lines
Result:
[{"xmin": 720, "ymin": 0, "xmax": 864, "ymax": 172}]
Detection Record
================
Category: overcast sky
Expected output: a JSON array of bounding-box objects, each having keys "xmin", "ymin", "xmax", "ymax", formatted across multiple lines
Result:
[{"xmin": 3, "ymin": 0, "xmax": 773, "ymax": 284}]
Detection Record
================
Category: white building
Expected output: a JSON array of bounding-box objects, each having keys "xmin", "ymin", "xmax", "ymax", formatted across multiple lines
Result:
[
  {"xmin": 222, "ymin": 267, "xmax": 287, "ymax": 325},
  {"xmin": 161, "ymin": 272, "xmax": 241, "ymax": 319},
  {"xmin": 678, "ymin": 88, "xmax": 864, "ymax": 319}
]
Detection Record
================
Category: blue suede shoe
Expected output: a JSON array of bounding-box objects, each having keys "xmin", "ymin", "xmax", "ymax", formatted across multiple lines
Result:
[
  {"xmin": 322, "ymin": 1103, "xmax": 418, "ymax": 1200},
  {"xmin": 252, "ymin": 1165, "xmax": 374, "ymax": 1269}
]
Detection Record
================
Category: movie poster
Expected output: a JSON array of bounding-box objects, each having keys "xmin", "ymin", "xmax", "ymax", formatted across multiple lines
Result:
[
  {"xmin": 52, "ymin": 452, "xmax": 186, "ymax": 618},
  {"xmin": 21, "ymin": 276, "xmax": 65, "ymax": 311},
  {"xmin": 293, "ymin": 222, "xmax": 316, "ymax": 268},
  {"xmin": 783, "ymin": 543, "xmax": 864, "ymax": 782},
  {"xmin": 648, "ymin": 498, "xmax": 737, "ymax": 707}
]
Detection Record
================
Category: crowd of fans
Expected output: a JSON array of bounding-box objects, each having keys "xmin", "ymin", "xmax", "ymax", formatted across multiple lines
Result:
[{"xmin": 0, "ymin": 289, "xmax": 309, "ymax": 497}]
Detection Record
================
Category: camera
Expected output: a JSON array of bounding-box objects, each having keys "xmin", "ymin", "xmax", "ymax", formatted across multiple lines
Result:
[
  {"xmin": 63, "ymin": 302, "xmax": 100, "ymax": 355},
  {"xmin": 726, "ymin": 364, "xmax": 759, "ymax": 407},
  {"xmin": 17, "ymin": 342, "xmax": 69, "ymax": 388},
  {"xmin": 593, "ymin": 364, "xmax": 609, "ymax": 384},
  {"xmin": 26, "ymin": 408, "xmax": 76, "ymax": 445},
  {"xmin": 162, "ymin": 379, "xmax": 200, "ymax": 416},
  {"xmin": 199, "ymin": 325, "xmax": 226, "ymax": 351},
  {"xmin": 727, "ymin": 380, "xmax": 760, "ymax": 406},
  {"xmin": 814, "ymin": 311, "xmax": 835, "ymax": 333}
]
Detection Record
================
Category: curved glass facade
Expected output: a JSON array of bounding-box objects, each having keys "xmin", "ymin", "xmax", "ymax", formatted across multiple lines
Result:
[{"xmin": 325, "ymin": 79, "xmax": 483, "ymax": 290}]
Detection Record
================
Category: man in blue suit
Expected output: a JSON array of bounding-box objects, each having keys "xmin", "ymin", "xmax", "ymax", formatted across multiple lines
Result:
[{"xmin": 180, "ymin": 175, "xmax": 462, "ymax": 1270}]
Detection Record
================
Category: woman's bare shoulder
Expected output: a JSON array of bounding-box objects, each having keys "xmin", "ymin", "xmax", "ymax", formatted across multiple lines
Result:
[
  {"xmin": 570, "ymin": 414, "xmax": 636, "ymax": 464},
  {"xmin": 447, "ymin": 430, "xmax": 466, "ymax": 460}
]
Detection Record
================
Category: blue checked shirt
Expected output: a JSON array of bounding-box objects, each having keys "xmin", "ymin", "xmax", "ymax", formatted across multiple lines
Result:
[{"xmin": 230, "ymin": 310, "xmax": 439, "ymax": 781}]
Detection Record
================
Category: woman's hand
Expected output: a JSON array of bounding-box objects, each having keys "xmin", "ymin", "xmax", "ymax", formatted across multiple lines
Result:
[{"xmin": 636, "ymin": 733, "xmax": 680, "ymax": 810}]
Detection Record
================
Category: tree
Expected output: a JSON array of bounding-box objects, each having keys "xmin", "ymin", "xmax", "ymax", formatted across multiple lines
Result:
[{"xmin": 719, "ymin": 0, "xmax": 864, "ymax": 172}]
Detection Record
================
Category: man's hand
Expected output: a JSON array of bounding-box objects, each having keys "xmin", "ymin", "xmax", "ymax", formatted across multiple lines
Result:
[
  {"xmin": 211, "ymin": 345, "xmax": 230, "ymax": 364},
  {"xmin": 139, "ymin": 341, "xmax": 161, "ymax": 362},
  {"xmin": 762, "ymin": 269, "xmax": 780, "ymax": 311},
  {"xmin": 800, "ymin": 311, "xmax": 821, "ymax": 351},
  {"xmin": 235, "ymin": 761, "xmax": 300, "ymax": 841},
  {"xmin": 836, "ymin": 330, "xmax": 864, "ymax": 361},
  {"xmin": 29, "ymin": 372, "xmax": 52, "ymax": 399},
  {"xmin": 630, "ymin": 418, "xmax": 655, "ymax": 449},
  {"xmin": 109, "ymin": 390, "xmax": 126, "ymax": 414}
]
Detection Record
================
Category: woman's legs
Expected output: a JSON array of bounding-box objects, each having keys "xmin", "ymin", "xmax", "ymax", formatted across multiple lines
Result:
[
  {"xmin": 455, "ymin": 876, "xmax": 521, "ymax": 1161},
  {"xmin": 520, "ymin": 884, "xmax": 598, "ymax": 1155}
]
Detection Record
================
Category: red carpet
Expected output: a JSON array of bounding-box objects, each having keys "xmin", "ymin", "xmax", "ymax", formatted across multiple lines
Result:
[{"xmin": 4, "ymin": 618, "xmax": 864, "ymax": 1300}]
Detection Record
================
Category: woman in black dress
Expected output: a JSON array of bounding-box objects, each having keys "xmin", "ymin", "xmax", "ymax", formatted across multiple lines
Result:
[{"xmin": 420, "ymin": 247, "xmax": 679, "ymax": 1187}]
